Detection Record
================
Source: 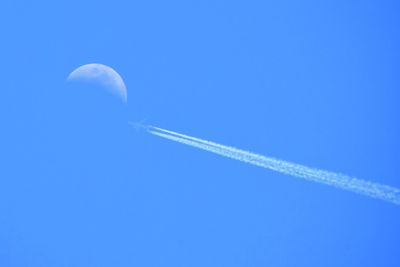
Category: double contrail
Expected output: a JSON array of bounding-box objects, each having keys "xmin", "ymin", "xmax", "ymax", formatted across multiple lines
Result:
[{"xmin": 130, "ymin": 122, "xmax": 400, "ymax": 205}]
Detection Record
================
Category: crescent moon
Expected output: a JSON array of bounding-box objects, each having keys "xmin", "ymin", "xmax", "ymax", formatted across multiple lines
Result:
[{"xmin": 67, "ymin": 63, "xmax": 127, "ymax": 103}]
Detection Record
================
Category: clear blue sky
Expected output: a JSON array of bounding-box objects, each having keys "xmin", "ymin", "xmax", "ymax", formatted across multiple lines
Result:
[{"xmin": 1, "ymin": 0, "xmax": 400, "ymax": 266}]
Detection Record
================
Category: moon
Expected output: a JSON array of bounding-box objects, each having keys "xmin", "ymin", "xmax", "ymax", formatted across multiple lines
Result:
[{"xmin": 67, "ymin": 63, "xmax": 127, "ymax": 103}]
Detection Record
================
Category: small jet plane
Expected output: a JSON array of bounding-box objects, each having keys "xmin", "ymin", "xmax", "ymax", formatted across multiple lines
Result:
[{"xmin": 128, "ymin": 120, "xmax": 149, "ymax": 131}]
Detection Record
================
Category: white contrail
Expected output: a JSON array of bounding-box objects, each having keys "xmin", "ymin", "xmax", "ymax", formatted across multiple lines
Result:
[{"xmin": 131, "ymin": 122, "xmax": 400, "ymax": 205}]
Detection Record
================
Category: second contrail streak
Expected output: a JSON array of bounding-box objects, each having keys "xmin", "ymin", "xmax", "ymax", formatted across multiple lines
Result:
[{"xmin": 133, "ymin": 123, "xmax": 400, "ymax": 205}]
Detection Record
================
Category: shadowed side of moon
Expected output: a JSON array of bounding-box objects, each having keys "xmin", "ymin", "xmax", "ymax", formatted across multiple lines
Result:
[{"xmin": 67, "ymin": 63, "xmax": 127, "ymax": 103}]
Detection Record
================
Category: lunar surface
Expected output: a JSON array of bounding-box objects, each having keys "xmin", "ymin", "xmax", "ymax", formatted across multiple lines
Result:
[{"xmin": 67, "ymin": 63, "xmax": 127, "ymax": 103}]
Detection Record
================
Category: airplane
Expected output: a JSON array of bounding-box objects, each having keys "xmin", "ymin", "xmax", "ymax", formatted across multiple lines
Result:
[{"xmin": 128, "ymin": 120, "xmax": 149, "ymax": 132}]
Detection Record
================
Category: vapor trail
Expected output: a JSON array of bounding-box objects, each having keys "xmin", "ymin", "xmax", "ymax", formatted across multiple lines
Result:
[{"xmin": 132, "ymin": 123, "xmax": 400, "ymax": 205}]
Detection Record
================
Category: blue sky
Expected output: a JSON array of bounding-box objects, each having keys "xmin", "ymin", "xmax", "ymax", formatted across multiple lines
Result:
[{"xmin": 1, "ymin": 0, "xmax": 400, "ymax": 266}]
